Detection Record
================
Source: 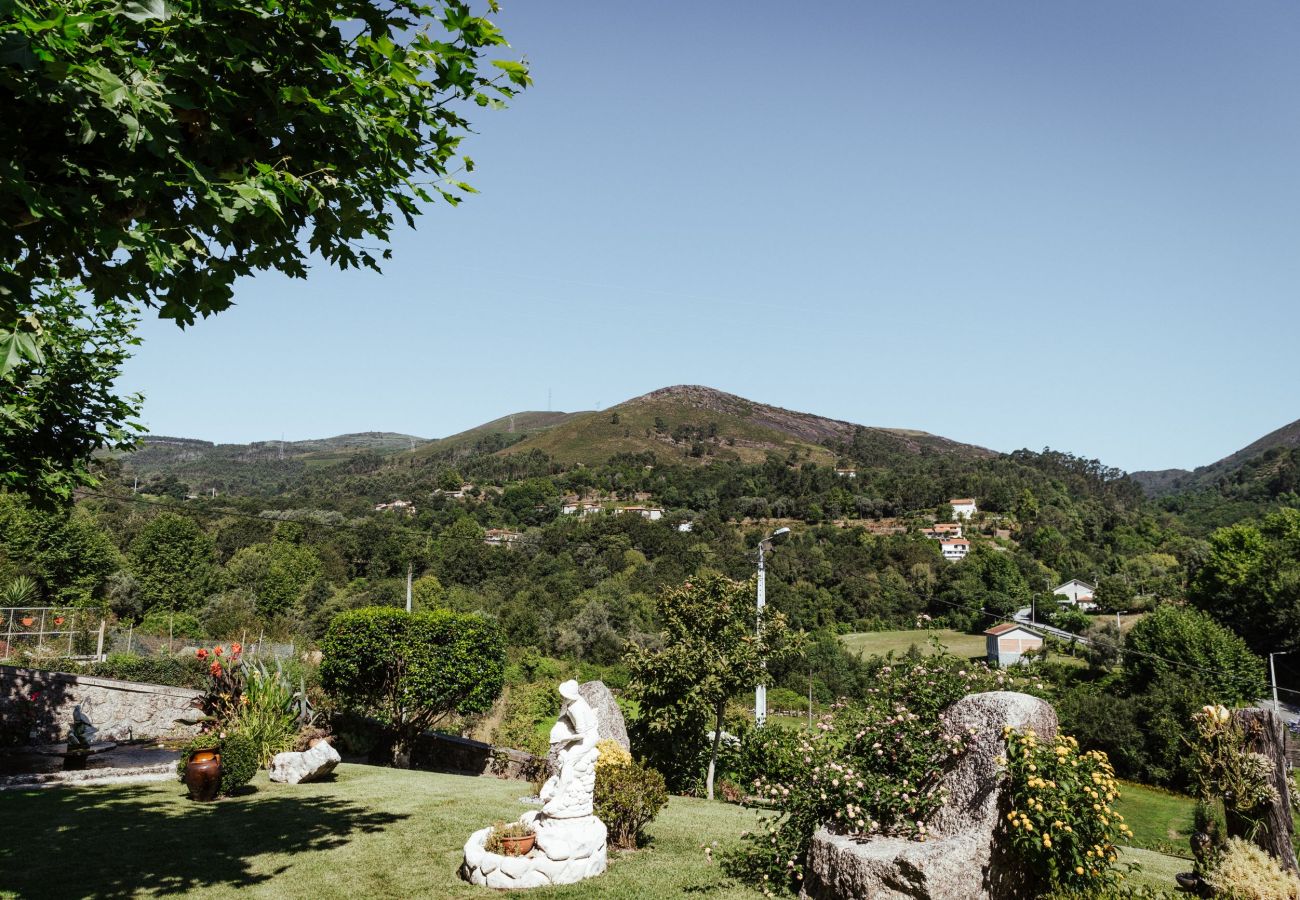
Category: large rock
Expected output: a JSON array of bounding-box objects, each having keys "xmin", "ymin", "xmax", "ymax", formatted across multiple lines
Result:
[
  {"xmin": 801, "ymin": 691, "xmax": 1057, "ymax": 900},
  {"xmin": 579, "ymin": 681, "xmax": 628, "ymax": 752},
  {"xmin": 269, "ymin": 740, "xmax": 341, "ymax": 785}
]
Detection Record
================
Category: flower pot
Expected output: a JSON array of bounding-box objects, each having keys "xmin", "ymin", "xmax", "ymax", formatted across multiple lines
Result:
[
  {"xmin": 184, "ymin": 750, "xmax": 222, "ymax": 802},
  {"xmin": 20, "ymin": 617, "xmax": 34, "ymax": 627},
  {"xmin": 53, "ymin": 616, "xmax": 65, "ymax": 626},
  {"xmin": 500, "ymin": 834, "xmax": 536, "ymax": 857}
]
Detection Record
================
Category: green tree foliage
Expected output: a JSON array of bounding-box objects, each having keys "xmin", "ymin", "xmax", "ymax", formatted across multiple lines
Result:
[
  {"xmin": 1, "ymin": 0, "xmax": 529, "ymax": 321},
  {"xmin": 1, "ymin": 0, "xmax": 528, "ymax": 501},
  {"xmin": 939, "ymin": 545, "xmax": 1032, "ymax": 631},
  {"xmin": 224, "ymin": 535, "xmax": 323, "ymax": 618},
  {"xmin": 1188, "ymin": 507, "xmax": 1300, "ymax": 659},
  {"xmin": 625, "ymin": 573, "xmax": 797, "ymax": 799},
  {"xmin": 320, "ymin": 606, "xmax": 505, "ymax": 765},
  {"xmin": 1123, "ymin": 604, "xmax": 1266, "ymax": 704},
  {"xmin": 129, "ymin": 511, "xmax": 215, "ymax": 613},
  {"xmin": 0, "ymin": 493, "xmax": 119, "ymax": 605},
  {"xmin": 0, "ymin": 290, "xmax": 141, "ymax": 504}
]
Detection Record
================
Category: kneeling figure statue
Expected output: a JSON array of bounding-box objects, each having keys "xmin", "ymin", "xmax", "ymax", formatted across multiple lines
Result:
[{"xmin": 460, "ymin": 680, "xmax": 608, "ymax": 888}]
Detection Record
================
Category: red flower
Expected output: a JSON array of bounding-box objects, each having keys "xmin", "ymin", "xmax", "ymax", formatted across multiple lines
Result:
[
  {"xmin": 231, "ymin": 642, "xmax": 242, "ymax": 656},
  {"xmin": 28, "ymin": 692, "xmax": 40, "ymax": 702},
  {"xmin": 196, "ymin": 648, "xmax": 208, "ymax": 660},
  {"xmin": 209, "ymin": 661, "xmax": 223, "ymax": 676},
  {"xmin": 214, "ymin": 646, "xmax": 224, "ymax": 656}
]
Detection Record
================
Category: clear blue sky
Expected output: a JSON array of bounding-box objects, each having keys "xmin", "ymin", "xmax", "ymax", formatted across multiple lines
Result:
[{"xmin": 121, "ymin": 1, "xmax": 1300, "ymax": 473}]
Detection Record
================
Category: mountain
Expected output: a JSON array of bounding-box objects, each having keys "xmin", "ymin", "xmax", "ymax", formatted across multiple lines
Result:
[
  {"xmin": 407, "ymin": 410, "xmax": 586, "ymax": 459},
  {"xmin": 1131, "ymin": 416, "xmax": 1300, "ymax": 497},
  {"xmin": 496, "ymin": 385, "xmax": 994, "ymax": 466}
]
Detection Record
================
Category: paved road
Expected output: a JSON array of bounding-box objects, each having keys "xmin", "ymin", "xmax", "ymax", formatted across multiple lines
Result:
[{"xmin": 1012, "ymin": 607, "xmax": 1090, "ymax": 646}]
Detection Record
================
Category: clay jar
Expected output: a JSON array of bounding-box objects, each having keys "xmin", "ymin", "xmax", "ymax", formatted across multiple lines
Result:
[
  {"xmin": 184, "ymin": 750, "xmax": 222, "ymax": 801},
  {"xmin": 500, "ymin": 833, "xmax": 536, "ymax": 857}
]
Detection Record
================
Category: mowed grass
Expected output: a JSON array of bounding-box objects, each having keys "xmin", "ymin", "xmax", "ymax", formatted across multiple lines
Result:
[
  {"xmin": 842, "ymin": 628, "xmax": 988, "ymax": 660},
  {"xmin": 1114, "ymin": 781, "xmax": 1196, "ymax": 856},
  {"xmin": 0, "ymin": 765, "xmax": 766, "ymax": 900}
]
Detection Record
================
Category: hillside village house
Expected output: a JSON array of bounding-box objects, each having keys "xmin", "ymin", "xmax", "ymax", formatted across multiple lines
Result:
[
  {"xmin": 984, "ymin": 623, "xmax": 1044, "ymax": 667},
  {"xmin": 835, "ymin": 468, "xmax": 857, "ymax": 478},
  {"xmin": 560, "ymin": 500, "xmax": 580, "ymax": 515},
  {"xmin": 374, "ymin": 499, "xmax": 415, "ymax": 514},
  {"xmin": 950, "ymin": 498, "xmax": 978, "ymax": 519},
  {"xmin": 484, "ymin": 529, "xmax": 524, "ymax": 548},
  {"xmin": 1053, "ymin": 579, "xmax": 1097, "ymax": 609},
  {"xmin": 436, "ymin": 484, "xmax": 474, "ymax": 500},
  {"xmin": 923, "ymin": 522, "xmax": 963, "ymax": 540},
  {"xmin": 614, "ymin": 505, "xmax": 664, "ymax": 520},
  {"xmin": 579, "ymin": 502, "xmax": 603, "ymax": 517},
  {"xmin": 940, "ymin": 538, "xmax": 970, "ymax": 561}
]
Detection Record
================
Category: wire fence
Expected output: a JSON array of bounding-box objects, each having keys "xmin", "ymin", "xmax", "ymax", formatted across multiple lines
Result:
[
  {"xmin": 0, "ymin": 608, "xmax": 296, "ymax": 665},
  {"xmin": 0, "ymin": 607, "xmax": 107, "ymax": 661}
]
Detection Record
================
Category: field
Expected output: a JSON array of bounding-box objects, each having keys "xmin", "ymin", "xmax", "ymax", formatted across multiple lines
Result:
[
  {"xmin": 841, "ymin": 628, "xmax": 988, "ymax": 660},
  {"xmin": 1113, "ymin": 781, "xmax": 1197, "ymax": 856}
]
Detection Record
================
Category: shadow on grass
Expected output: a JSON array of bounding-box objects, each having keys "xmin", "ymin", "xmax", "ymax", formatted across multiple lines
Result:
[{"xmin": 0, "ymin": 782, "xmax": 408, "ymax": 898}]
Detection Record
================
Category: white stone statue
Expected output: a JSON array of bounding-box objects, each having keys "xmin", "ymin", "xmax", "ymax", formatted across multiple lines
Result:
[{"xmin": 461, "ymin": 679, "xmax": 608, "ymax": 889}]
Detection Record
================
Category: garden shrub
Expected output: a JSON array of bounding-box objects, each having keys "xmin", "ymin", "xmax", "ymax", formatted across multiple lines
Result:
[
  {"xmin": 492, "ymin": 680, "xmax": 561, "ymax": 756},
  {"xmin": 320, "ymin": 606, "xmax": 506, "ymax": 766},
  {"xmin": 1203, "ymin": 837, "xmax": 1300, "ymax": 899},
  {"xmin": 594, "ymin": 756, "xmax": 668, "ymax": 850},
  {"xmin": 723, "ymin": 656, "xmax": 1039, "ymax": 893},
  {"xmin": 595, "ymin": 738, "xmax": 631, "ymax": 772},
  {"xmin": 1003, "ymin": 728, "xmax": 1132, "ymax": 893},
  {"xmin": 84, "ymin": 652, "xmax": 207, "ymax": 689},
  {"xmin": 138, "ymin": 609, "xmax": 206, "ymax": 640},
  {"xmin": 235, "ymin": 660, "xmax": 302, "ymax": 766},
  {"xmin": 176, "ymin": 730, "xmax": 258, "ymax": 797}
]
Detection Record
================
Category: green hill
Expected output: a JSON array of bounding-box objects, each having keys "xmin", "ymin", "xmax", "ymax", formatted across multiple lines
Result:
[
  {"xmin": 500, "ymin": 385, "xmax": 992, "ymax": 467},
  {"xmin": 406, "ymin": 410, "xmax": 586, "ymax": 460},
  {"xmin": 1132, "ymin": 416, "xmax": 1300, "ymax": 496}
]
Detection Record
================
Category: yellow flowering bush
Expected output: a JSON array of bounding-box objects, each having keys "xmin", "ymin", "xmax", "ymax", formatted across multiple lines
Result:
[
  {"xmin": 1003, "ymin": 727, "xmax": 1132, "ymax": 892},
  {"xmin": 595, "ymin": 738, "xmax": 632, "ymax": 776}
]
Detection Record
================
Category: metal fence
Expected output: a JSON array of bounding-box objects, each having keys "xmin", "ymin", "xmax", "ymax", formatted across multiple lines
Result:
[
  {"xmin": 0, "ymin": 608, "xmax": 296, "ymax": 664},
  {"xmin": 0, "ymin": 607, "xmax": 107, "ymax": 661}
]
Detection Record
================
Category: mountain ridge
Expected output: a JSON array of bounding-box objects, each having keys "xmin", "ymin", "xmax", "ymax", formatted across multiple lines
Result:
[{"xmin": 1130, "ymin": 416, "xmax": 1300, "ymax": 496}]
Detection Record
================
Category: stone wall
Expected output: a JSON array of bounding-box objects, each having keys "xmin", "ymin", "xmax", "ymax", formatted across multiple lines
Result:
[{"xmin": 0, "ymin": 665, "xmax": 203, "ymax": 743}]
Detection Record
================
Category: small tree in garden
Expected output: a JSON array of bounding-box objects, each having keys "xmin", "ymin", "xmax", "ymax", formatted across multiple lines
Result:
[
  {"xmin": 320, "ymin": 606, "xmax": 505, "ymax": 766},
  {"xmin": 625, "ymin": 573, "xmax": 797, "ymax": 800}
]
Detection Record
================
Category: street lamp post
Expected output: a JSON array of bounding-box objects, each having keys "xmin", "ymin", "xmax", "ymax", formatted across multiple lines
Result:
[
  {"xmin": 755, "ymin": 527, "xmax": 790, "ymax": 728},
  {"xmin": 1269, "ymin": 650, "xmax": 1291, "ymax": 714}
]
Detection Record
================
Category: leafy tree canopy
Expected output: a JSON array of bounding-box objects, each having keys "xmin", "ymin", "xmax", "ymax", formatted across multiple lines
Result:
[
  {"xmin": 1122, "ymin": 603, "xmax": 1266, "ymax": 705},
  {"xmin": 320, "ymin": 605, "xmax": 505, "ymax": 765}
]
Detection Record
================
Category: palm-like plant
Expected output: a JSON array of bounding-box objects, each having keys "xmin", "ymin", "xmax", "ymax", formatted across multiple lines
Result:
[{"xmin": 1, "ymin": 575, "xmax": 39, "ymax": 606}]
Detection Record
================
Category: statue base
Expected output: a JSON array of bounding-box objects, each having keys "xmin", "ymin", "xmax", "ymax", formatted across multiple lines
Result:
[{"xmin": 461, "ymin": 814, "xmax": 607, "ymax": 889}]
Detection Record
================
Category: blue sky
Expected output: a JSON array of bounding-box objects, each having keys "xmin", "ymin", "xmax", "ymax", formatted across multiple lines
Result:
[{"xmin": 121, "ymin": 1, "xmax": 1300, "ymax": 473}]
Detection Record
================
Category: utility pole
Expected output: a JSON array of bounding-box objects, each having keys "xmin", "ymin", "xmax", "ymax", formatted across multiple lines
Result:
[
  {"xmin": 1270, "ymin": 651, "xmax": 1291, "ymax": 713},
  {"xmin": 405, "ymin": 561, "xmax": 413, "ymax": 613},
  {"xmin": 756, "ymin": 543, "xmax": 766, "ymax": 727},
  {"xmin": 754, "ymin": 527, "xmax": 790, "ymax": 728}
]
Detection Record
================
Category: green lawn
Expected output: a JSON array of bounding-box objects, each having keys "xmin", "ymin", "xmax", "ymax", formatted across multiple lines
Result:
[
  {"xmin": 841, "ymin": 628, "xmax": 988, "ymax": 660},
  {"xmin": 0, "ymin": 765, "xmax": 765, "ymax": 900},
  {"xmin": 1114, "ymin": 781, "xmax": 1196, "ymax": 857}
]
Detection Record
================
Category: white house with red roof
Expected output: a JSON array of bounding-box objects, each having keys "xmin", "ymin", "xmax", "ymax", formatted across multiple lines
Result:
[
  {"xmin": 950, "ymin": 498, "xmax": 978, "ymax": 519},
  {"xmin": 984, "ymin": 623, "xmax": 1044, "ymax": 667},
  {"xmin": 940, "ymin": 538, "xmax": 970, "ymax": 561}
]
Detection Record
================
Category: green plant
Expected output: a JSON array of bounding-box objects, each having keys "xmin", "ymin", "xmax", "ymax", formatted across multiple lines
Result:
[
  {"xmin": 236, "ymin": 660, "xmax": 301, "ymax": 766},
  {"xmin": 137, "ymin": 608, "xmax": 206, "ymax": 640},
  {"xmin": 594, "ymin": 756, "xmax": 668, "ymax": 850},
  {"xmin": 1003, "ymin": 728, "xmax": 1132, "ymax": 893},
  {"xmin": 176, "ymin": 730, "xmax": 258, "ymax": 797},
  {"xmin": 1, "ymin": 575, "xmax": 39, "ymax": 605},
  {"xmin": 482, "ymin": 820, "xmax": 535, "ymax": 855},
  {"xmin": 1190, "ymin": 705, "xmax": 1281, "ymax": 838},
  {"xmin": 320, "ymin": 606, "xmax": 505, "ymax": 767},
  {"xmin": 84, "ymin": 652, "xmax": 208, "ymax": 689},
  {"xmin": 723, "ymin": 656, "xmax": 1038, "ymax": 893},
  {"xmin": 1202, "ymin": 837, "xmax": 1300, "ymax": 899}
]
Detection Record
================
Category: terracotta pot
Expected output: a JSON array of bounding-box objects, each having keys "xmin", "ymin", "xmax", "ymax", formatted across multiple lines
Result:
[
  {"xmin": 184, "ymin": 750, "xmax": 222, "ymax": 802},
  {"xmin": 500, "ymin": 833, "xmax": 535, "ymax": 857},
  {"xmin": 53, "ymin": 616, "xmax": 65, "ymax": 626},
  {"xmin": 20, "ymin": 617, "xmax": 34, "ymax": 627}
]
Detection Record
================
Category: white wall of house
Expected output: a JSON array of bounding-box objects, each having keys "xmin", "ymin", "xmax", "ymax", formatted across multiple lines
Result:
[
  {"xmin": 951, "ymin": 500, "xmax": 977, "ymax": 519},
  {"xmin": 1053, "ymin": 580, "xmax": 1095, "ymax": 605}
]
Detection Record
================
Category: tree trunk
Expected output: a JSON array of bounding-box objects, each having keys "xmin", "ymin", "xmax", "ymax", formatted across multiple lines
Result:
[
  {"xmin": 706, "ymin": 699, "xmax": 725, "ymax": 802},
  {"xmin": 392, "ymin": 734, "xmax": 414, "ymax": 769},
  {"xmin": 1228, "ymin": 708, "xmax": 1298, "ymax": 873}
]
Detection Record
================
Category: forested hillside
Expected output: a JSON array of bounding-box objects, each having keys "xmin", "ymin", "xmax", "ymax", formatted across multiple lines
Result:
[{"xmin": 6, "ymin": 385, "xmax": 1296, "ymax": 711}]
